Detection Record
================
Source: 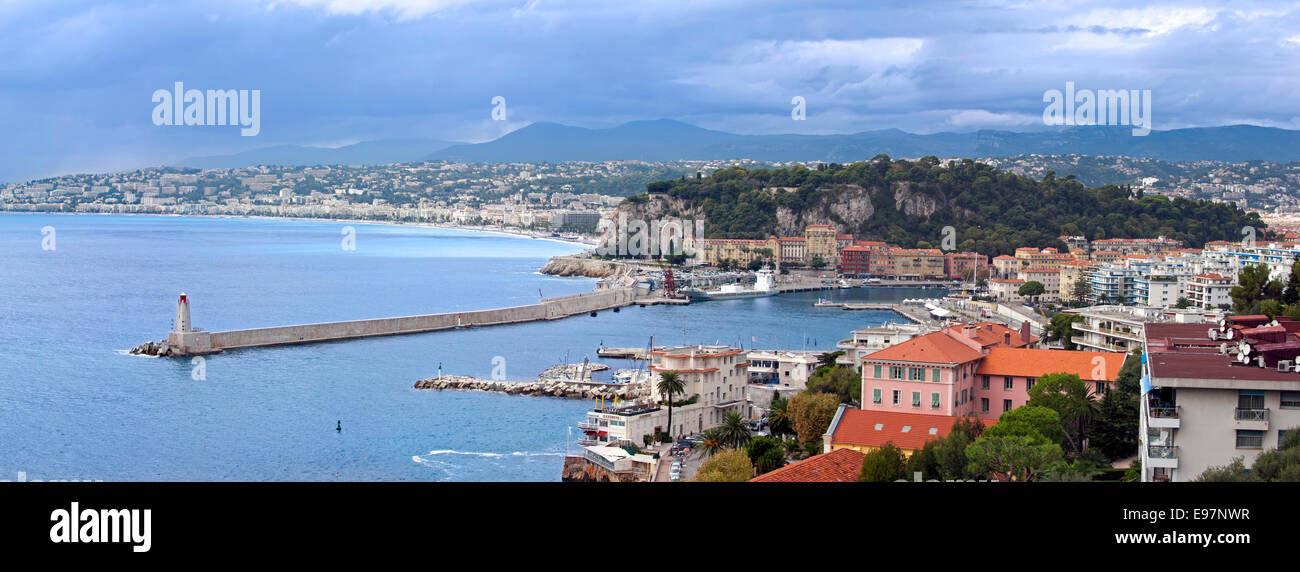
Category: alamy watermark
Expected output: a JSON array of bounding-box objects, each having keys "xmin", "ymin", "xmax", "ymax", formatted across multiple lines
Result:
[
  {"xmin": 152, "ymin": 81, "xmax": 260, "ymax": 136},
  {"xmin": 1043, "ymin": 81, "xmax": 1151, "ymax": 136},
  {"xmin": 596, "ymin": 214, "xmax": 703, "ymax": 258}
]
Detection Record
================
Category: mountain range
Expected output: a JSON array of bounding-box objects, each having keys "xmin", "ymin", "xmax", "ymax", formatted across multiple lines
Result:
[{"xmin": 173, "ymin": 120, "xmax": 1300, "ymax": 169}]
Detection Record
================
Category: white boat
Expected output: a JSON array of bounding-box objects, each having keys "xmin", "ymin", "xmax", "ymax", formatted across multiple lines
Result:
[{"xmin": 685, "ymin": 269, "xmax": 777, "ymax": 301}]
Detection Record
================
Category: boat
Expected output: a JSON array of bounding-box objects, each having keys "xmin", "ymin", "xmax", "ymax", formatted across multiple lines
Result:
[{"xmin": 684, "ymin": 269, "xmax": 776, "ymax": 301}]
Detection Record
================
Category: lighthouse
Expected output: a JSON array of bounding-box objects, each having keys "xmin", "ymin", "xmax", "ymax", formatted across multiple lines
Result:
[{"xmin": 176, "ymin": 293, "xmax": 192, "ymax": 333}]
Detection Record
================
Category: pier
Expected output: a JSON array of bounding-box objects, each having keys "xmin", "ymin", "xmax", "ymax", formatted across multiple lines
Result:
[{"xmin": 135, "ymin": 288, "xmax": 637, "ymax": 357}]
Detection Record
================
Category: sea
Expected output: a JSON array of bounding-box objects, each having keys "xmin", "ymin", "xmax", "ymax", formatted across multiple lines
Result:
[{"xmin": 0, "ymin": 213, "xmax": 938, "ymax": 481}]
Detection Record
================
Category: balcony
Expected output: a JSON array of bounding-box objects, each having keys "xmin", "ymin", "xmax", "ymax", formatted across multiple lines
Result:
[
  {"xmin": 1148, "ymin": 405, "xmax": 1181, "ymax": 429},
  {"xmin": 1146, "ymin": 445, "xmax": 1179, "ymax": 469},
  {"xmin": 1234, "ymin": 408, "xmax": 1270, "ymax": 430},
  {"xmin": 577, "ymin": 421, "xmax": 599, "ymax": 431}
]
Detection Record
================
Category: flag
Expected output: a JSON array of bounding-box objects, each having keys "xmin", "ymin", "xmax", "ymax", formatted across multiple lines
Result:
[{"xmin": 1140, "ymin": 373, "xmax": 1152, "ymax": 396}]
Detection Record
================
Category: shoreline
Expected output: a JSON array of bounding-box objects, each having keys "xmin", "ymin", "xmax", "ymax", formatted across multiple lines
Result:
[{"xmin": 0, "ymin": 209, "xmax": 599, "ymax": 249}]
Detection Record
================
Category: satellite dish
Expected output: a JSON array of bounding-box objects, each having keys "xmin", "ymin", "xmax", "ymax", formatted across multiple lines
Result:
[
  {"xmin": 1220, "ymin": 342, "xmax": 1228, "ymax": 354},
  {"xmin": 1239, "ymin": 341, "xmax": 1251, "ymax": 356}
]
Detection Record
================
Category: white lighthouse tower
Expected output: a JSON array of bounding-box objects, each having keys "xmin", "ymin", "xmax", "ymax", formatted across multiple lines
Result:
[{"xmin": 176, "ymin": 292, "xmax": 192, "ymax": 333}]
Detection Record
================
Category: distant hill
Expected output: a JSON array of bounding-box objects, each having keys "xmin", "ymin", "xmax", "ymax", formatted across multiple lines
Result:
[
  {"xmin": 175, "ymin": 138, "xmax": 457, "ymax": 169},
  {"xmin": 616, "ymin": 157, "xmax": 1263, "ymax": 258},
  {"xmin": 427, "ymin": 120, "xmax": 1300, "ymax": 163}
]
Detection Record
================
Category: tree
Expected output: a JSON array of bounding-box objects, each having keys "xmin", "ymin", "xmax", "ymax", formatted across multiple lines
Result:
[
  {"xmin": 1174, "ymin": 296, "xmax": 1192, "ymax": 309},
  {"xmin": 766, "ymin": 395, "xmax": 792, "ymax": 438},
  {"xmin": 718, "ymin": 411, "xmax": 753, "ymax": 449},
  {"xmin": 1194, "ymin": 429, "xmax": 1300, "ymax": 481},
  {"xmin": 1284, "ymin": 255, "xmax": 1300, "ymax": 306},
  {"xmin": 693, "ymin": 449, "xmax": 754, "ymax": 482},
  {"xmin": 810, "ymin": 256, "xmax": 826, "ymax": 269},
  {"xmin": 804, "ymin": 364, "xmax": 861, "ymax": 405},
  {"xmin": 1026, "ymin": 372, "xmax": 1095, "ymax": 454},
  {"xmin": 656, "ymin": 370, "xmax": 685, "ymax": 438},
  {"xmin": 756, "ymin": 447, "xmax": 786, "ymax": 474},
  {"xmin": 1018, "ymin": 281, "xmax": 1046, "ymax": 299},
  {"xmin": 698, "ymin": 428, "xmax": 726, "ymax": 457},
  {"xmin": 906, "ymin": 417, "xmax": 986, "ymax": 480},
  {"xmin": 745, "ymin": 436, "xmax": 783, "ymax": 474},
  {"xmin": 965, "ymin": 435, "xmax": 1063, "ymax": 482},
  {"xmin": 1091, "ymin": 352, "xmax": 1142, "ymax": 459},
  {"xmin": 858, "ymin": 442, "xmax": 908, "ymax": 482},
  {"xmin": 1071, "ymin": 278, "xmax": 1091, "ymax": 304},
  {"xmin": 983, "ymin": 405, "xmax": 1066, "ymax": 446},
  {"xmin": 1230, "ymin": 263, "xmax": 1280, "ymax": 313},
  {"xmin": 786, "ymin": 392, "xmax": 841, "ymax": 447},
  {"xmin": 1045, "ymin": 313, "xmax": 1085, "ymax": 350}
]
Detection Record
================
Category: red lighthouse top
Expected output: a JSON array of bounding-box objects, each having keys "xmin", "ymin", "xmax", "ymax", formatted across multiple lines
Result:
[{"xmin": 179, "ymin": 293, "xmax": 188, "ymax": 303}]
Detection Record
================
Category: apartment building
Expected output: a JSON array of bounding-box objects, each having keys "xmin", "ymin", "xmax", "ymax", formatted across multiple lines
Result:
[
  {"xmin": 836, "ymin": 322, "xmax": 938, "ymax": 366},
  {"xmin": 804, "ymin": 224, "xmax": 838, "ymax": 265},
  {"xmin": 1088, "ymin": 267, "xmax": 1139, "ymax": 305},
  {"xmin": 746, "ymin": 350, "xmax": 820, "ymax": 389},
  {"xmin": 1066, "ymin": 305, "xmax": 1223, "ymax": 354},
  {"xmin": 1185, "ymin": 273, "xmax": 1232, "ymax": 310},
  {"xmin": 580, "ymin": 344, "xmax": 749, "ymax": 444},
  {"xmin": 1134, "ymin": 274, "xmax": 1182, "ymax": 308},
  {"xmin": 1141, "ymin": 318, "xmax": 1300, "ymax": 482}
]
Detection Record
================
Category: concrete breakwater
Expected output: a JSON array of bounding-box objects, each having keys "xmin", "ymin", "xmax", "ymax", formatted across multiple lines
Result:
[
  {"xmin": 414, "ymin": 374, "xmax": 650, "ymax": 400},
  {"xmin": 132, "ymin": 287, "xmax": 636, "ymax": 357}
]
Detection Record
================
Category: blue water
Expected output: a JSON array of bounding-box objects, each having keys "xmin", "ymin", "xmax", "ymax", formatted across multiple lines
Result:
[{"xmin": 0, "ymin": 213, "xmax": 930, "ymax": 481}]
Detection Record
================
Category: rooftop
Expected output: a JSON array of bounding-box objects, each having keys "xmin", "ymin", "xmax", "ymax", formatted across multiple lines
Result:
[
  {"xmin": 976, "ymin": 347, "xmax": 1125, "ymax": 381},
  {"xmin": 750, "ymin": 448, "xmax": 866, "ymax": 483},
  {"xmin": 828, "ymin": 409, "xmax": 996, "ymax": 451}
]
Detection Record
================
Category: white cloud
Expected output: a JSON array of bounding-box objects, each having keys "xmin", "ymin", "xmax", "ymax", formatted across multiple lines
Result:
[{"xmin": 271, "ymin": 0, "xmax": 485, "ymax": 19}]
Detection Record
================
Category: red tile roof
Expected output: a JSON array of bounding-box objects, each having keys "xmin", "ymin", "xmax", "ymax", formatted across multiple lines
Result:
[
  {"xmin": 828, "ymin": 409, "xmax": 995, "ymax": 451},
  {"xmin": 749, "ymin": 448, "xmax": 866, "ymax": 482},
  {"xmin": 863, "ymin": 330, "xmax": 984, "ymax": 364},
  {"xmin": 975, "ymin": 347, "xmax": 1124, "ymax": 381}
]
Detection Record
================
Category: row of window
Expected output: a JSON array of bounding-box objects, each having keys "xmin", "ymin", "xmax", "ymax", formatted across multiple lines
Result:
[{"xmin": 873, "ymin": 388, "xmax": 941, "ymax": 409}]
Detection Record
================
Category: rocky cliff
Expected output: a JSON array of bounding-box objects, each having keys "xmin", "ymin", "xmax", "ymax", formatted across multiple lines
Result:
[{"xmin": 539, "ymin": 256, "xmax": 630, "ymax": 278}]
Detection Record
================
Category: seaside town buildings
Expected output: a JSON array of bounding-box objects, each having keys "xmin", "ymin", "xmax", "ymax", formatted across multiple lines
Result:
[{"xmin": 1141, "ymin": 316, "xmax": 1300, "ymax": 482}]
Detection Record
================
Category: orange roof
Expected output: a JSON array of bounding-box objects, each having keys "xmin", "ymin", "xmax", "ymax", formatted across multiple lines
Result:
[
  {"xmin": 943, "ymin": 322, "xmax": 1036, "ymax": 349},
  {"xmin": 750, "ymin": 448, "xmax": 865, "ymax": 482},
  {"xmin": 863, "ymin": 330, "xmax": 984, "ymax": 364},
  {"xmin": 829, "ymin": 410, "xmax": 995, "ymax": 451},
  {"xmin": 975, "ymin": 347, "xmax": 1124, "ymax": 381}
]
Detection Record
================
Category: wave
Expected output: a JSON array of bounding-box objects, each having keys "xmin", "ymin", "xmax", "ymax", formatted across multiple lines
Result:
[
  {"xmin": 421, "ymin": 449, "xmax": 563, "ymax": 458},
  {"xmin": 114, "ymin": 349, "xmax": 159, "ymax": 359}
]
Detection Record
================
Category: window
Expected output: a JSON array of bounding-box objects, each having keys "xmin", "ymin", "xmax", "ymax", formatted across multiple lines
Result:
[
  {"xmin": 981, "ymin": 398, "xmax": 989, "ymax": 413},
  {"xmin": 1003, "ymin": 399, "xmax": 1012, "ymax": 413},
  {"xmin": 872, "ymin": 388, "xmax": 882, "ymax": 404},
  {"xmin": 1004, "ymin": 377, "xmax": 1014, "ymax": 391},
  {"xmin": 961, "ymin": 389, "xmax": 968, "ymax": 404},
  {"xmin": 892, "ymin": 390, "xmax": 901, "ymax": 406},
  {"xmin": 981, "ymin": 375, "xmax": 990, "ymax": 390},
  {"xmin": 890, "ymin": 366, "xmax": 904, "ymax": 380},
  {"xmin": 1236, "ymin": 429, "xmax": 1264, "ymax": 449},
  {"xmin": 873, "ymin": 365, "xmax": 883, "ymax": 379},
  {"xmin": 909, "ymin": 367, "xmax": 925, "ymax": 381},
  {"xmin": 912, "ymin": 392, "xmax": 921, "ymax": 408},
  {"xmin": 1026, "ymin": 378, "xmax": 1035, "ymax": 391},
  {"xmin": 932, "ymin": 368, "xmax": 941, "ymax": 383},
  {"xmin": 1095, "ymin": 381, "xmax": 1106, "ymax": 395},
  {"xmin": 931, "ymin": 393, "xmax": 940, "ymax": 409},
  {"xmin": 1238, "ymin": 390, "xmax": 1265, "ymax": 411},
  {"xmin": 1282, "ymin": 391, "xmax": 1300, "ymax": 409}
]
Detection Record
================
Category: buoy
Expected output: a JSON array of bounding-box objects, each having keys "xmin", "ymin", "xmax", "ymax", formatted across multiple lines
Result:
[
  {"xmin": 336, "ymin": 420, "xmax": 342, "ymax": 433},
  {"xmin": 590, "ymin": 311, "xmax": 597, "ymax": 317},
  {"xmin": 613, "ymin": 307, "xmax": 620, "ymax": 313}
]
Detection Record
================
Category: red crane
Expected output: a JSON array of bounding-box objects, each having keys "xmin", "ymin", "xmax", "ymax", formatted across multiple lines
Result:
[{"xmin": 659, "ymin": 260, "xmax": 676, "ymax": 298}]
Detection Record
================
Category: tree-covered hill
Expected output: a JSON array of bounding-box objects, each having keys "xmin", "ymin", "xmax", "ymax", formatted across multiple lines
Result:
[{"xmin": 623, "ymin": 156, "xmax": 1264, "ymax": 257}]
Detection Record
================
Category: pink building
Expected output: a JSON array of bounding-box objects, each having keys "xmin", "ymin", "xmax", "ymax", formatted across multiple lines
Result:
[{"xmin": 861, "ymin": 322, "xmax": 1122, "ymax": 418}]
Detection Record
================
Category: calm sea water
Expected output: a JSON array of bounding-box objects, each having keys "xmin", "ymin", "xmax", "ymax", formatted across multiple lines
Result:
[{"xmin": 0, "ymin": 213, "xmax": 932, "ymax": 481}]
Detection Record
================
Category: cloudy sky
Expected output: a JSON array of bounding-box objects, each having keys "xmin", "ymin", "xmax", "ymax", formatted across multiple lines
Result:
[{"xmin": 3, "ymin": 0, "xmax": 1300, "ymax": 181}]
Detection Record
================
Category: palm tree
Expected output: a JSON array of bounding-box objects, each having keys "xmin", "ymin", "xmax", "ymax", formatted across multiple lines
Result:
[
  {"xmin": 656, "ymin": 370, "xmax": 685, "ymax": 440},
  {"xmin": 718, "ymin": 411, "xmax": 752, "ymax": 449},
  {"xmin": 767, "ymin": 396, "xmax": 791, "ymax": 437},
  {"xmin": 699, "ymin": 427, "xmax": 726, "ymax": 456}
]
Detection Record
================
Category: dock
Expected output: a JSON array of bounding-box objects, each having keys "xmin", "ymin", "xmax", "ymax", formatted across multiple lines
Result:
[{"xmin": 134, "ymin": 288, "xmax": 637, "ymax": 357}]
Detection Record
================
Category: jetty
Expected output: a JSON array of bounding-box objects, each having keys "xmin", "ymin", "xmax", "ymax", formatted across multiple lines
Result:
[
  {"xmin": 133, "ymin": 288, "xmax": 636, "ymax": 357},
  {"xmin": 413, "ymin": 374, "xmax": 649, "ymax": 400}
]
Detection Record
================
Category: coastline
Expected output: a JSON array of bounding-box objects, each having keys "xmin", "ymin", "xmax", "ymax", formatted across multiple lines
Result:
[{"xmin": 0, "ymin": 209, "xmax": 599, "ymax": 250}]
